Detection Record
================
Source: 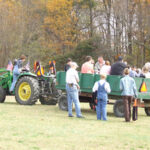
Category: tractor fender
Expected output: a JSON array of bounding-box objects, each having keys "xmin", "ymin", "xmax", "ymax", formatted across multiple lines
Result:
[{"xmin": 18, "ymin": 72, "xmax": 37, "ymax": 80}]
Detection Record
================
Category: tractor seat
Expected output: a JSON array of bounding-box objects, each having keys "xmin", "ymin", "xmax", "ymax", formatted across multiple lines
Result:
[
  {"xmin": 34, "ymin": 61, "xmax": 45, "ymax": 77},
  {"xmin": 34, "ymin": 61, "xmax": 52, "ymax": 78}
]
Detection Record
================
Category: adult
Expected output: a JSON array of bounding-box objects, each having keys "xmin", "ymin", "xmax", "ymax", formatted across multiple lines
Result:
[
  {"xmin": 100, "ymin": 61, "xmax": 111, "ymax": 75},
  {"xmin": 120, "ymin": 68, "xmax": 138, "ymax": 122},
  {"xmin": 110, "ymin": 56, "xmax": 127, "ymax": 75},
  {"xmin": 66, "ymin": 62, "xmax": 84, "ymax": 118},
  {"xmin": 140, "ymin": 66, "xmax": 150, "ymax": 78},
  {"xmin": 10, "ymin": 54, "xmax": 26, "ymax": 92},
  {"xmin": 135, "ymin": 68, "xmax": 141, "ymax": 77},
  {"xmin": 64, "ymin": 58, "xmax": 72, "ymax": 72},
  {"xmin": 94, "ymin": 56, "xmax": 104, "ymax": 74},
  {"xmin": 129, "ymin": 66, "xmax": 137, "ymax": 78},
  {"xmin": 91, "ymin": 59, "xmax": 95, "ymax": 69},
  {"xmin": 144, "ymin": 62, "xmax": 150, "ymax": 71},
  {"xmin": 81, "ymin": 56, "xmax": 94, "ymax": 74}
]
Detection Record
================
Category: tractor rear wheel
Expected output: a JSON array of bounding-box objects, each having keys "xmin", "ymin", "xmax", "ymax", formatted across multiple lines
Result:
[
  {"xmin": 39, "ymin": 96, "xmax": 57, "ymax": 105},
  {"xmin": 113, "ymin": 100, "xmax": 124, "ymax": 117},
  {"xmin": 58, "ymin": 95, "xmax": 68, "ymax": 111},
  {"xmin": 0, "ymin": 86, "xmax": 6, "ymax": 103},
  {"xmin": 15, "ymin": 76, "xmax": 39, "ymax": 105}
]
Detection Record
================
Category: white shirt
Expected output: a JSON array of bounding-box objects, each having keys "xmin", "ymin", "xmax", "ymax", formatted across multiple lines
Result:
[
  {"xmin": 66, "ymin": 68, "xmax": 79, "ymax": 85},
  {"xmin": 100, "ymin": 65, "xmax": 111, "ymax": 75},
  {"xmin": 93, "ymin": 80, "xmax": 111, "ymax": 93},
  {"xmin": 144, "ymin": 72, "xmax": 150, "ymax": 78}
]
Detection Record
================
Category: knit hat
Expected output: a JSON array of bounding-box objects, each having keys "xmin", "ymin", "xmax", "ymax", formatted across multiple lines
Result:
[{"xmin": 118, "ymin": 56, "xmax": 123, "ymax": 61}]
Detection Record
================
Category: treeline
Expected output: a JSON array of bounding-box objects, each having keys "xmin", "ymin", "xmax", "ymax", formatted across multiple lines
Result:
[{"xmin": 0, "ymin": 0, "xmax": 150, "ymax": 69}]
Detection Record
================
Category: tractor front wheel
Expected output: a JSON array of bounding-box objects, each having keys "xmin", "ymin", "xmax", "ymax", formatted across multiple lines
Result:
[
  {"xmin": 0, "ymin": 86, "xmax": 6, "ymax": 103},
  {"xmin": 15, "ymin": 76, "xmax": 39, "ymax": 105},
  {"xmin": 39, "ymin": 96, "xmax": 57, "ymax": 105}
]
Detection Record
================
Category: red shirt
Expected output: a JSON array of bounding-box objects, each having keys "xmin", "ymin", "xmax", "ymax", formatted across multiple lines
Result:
[{"xmin": 81, "ymin": 62, "xmax": 94, "ymax": 74}]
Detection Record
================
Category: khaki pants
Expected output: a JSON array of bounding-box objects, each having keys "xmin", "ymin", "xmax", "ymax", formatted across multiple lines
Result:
[{"xmin": 123, "ymin": 96, "xmax": 133, "ymax": 122}]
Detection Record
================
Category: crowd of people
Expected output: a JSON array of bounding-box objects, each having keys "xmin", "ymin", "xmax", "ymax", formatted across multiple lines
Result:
[
  {"xmin": 65, "ymin": 56, "xmax": 150, "ymax": 122},
  {"xmin": 65, "ymin": 55, "xmax": 150, "ymax": 78}
]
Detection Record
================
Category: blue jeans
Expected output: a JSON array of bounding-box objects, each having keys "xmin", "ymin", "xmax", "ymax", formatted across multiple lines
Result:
[
  {"xmin": 10, "ymin": 68, "xmax": 20, "ymax": 92},
  {"xmin": 66, "ymin": 84, "xmax": 82, "ymax": 117},
  {"xmin": 96, "ymin": 99, "xmax": 107, "ymax": 120}
]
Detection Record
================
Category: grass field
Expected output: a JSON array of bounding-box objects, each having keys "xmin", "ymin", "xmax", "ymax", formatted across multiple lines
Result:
[{"xmin": 0, "ymin": 96, "xmax": 150, "ymax": 150}]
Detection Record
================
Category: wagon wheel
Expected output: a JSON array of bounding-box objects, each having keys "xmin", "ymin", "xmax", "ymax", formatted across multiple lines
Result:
[
  {"xmin": 58, "ymin": 95, "xmax": 68, "ymax": 111},
  {"xmin": 113, "ymin": 100, "xmax": 124, "ymax": 117},
  {"xmin": 89, "ymin": 103, "xmax": 96, "ymax": 111},
  {"xmin": 144, "ymin": 101, "xmax": 150, "ymax": 116},
  {"xmin": 145, "ymin": 107, "xmax": 150, "ymax": 116}
]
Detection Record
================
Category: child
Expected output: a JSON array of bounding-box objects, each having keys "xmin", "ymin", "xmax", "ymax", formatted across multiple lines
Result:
[
  {"xmin": 93, "ymin": 73, "xmax": 111, "ymax": 120},
  {"xmin": 10, "ymin": 55, "xmax": 26, "ymax": 93},
  {"xmin": 120, "ymin": 68, "xmax": 138, "ymax": 122}
]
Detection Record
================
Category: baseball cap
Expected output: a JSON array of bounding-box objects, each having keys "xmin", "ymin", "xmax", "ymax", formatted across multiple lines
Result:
[
  {"xmin": 118, "ymin": 56, "xmax": 123, "ymax": 61},
  {"xmin": 71, "ymin": 62, "xmax": 79, "ymax": 68}
]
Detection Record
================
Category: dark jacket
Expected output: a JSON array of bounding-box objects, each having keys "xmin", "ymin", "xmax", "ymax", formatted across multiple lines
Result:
[
  {"xmin": 64, "ymin": 64, "xmax": 70, "ymax": 72},
  {"xmin": 110, "ymin": 61, "xmax": 127, "ymax": 75}
]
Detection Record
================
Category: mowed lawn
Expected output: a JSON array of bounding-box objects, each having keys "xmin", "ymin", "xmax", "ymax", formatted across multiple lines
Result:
[{"xmin": 0, "ymin": 97, "xmax": 150, "ymax": 150}]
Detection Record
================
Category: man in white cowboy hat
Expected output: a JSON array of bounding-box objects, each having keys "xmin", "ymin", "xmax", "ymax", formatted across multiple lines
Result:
[
  {"xmin": 93, "ymin": 73, "xmax": 111, "ymax": 120},
  {"xmin": 66, "ymin": 62, "xmax": 84, "ymax": 118}
]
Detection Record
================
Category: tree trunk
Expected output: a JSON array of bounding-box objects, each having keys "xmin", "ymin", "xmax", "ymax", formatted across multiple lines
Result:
[{"xmin": 89, "ymin": 6, "xmax": 93, "ymax": 38}]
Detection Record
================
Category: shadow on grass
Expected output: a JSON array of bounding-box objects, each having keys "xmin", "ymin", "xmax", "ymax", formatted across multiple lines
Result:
[
  {"xmin": 1, "ymin": 102, "xmax": 19, "ymax": 105},
  {"xmin": 3, "ymin": 102, "xmax": 42, "ymax": 106},
  {"xmin": 80, "ymin": 108, "xmax": 116, "ymax": 118},
  {"xmin": 1, "ymin": 102, "xmax": 35, "ymax": 106}
]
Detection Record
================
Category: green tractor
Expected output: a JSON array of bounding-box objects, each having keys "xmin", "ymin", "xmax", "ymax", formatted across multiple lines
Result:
[{"xmin": 0, "ymin": 62, "xmax": 61, "ymax": 105}]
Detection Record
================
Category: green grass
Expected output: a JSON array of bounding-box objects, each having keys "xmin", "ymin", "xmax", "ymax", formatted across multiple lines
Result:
[{"xmin": 0, "ymin": 96, "xmax": 150, "ymax": 150}]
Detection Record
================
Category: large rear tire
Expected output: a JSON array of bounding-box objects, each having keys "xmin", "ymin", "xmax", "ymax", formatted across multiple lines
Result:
[
  {"xmin": 58, "ymin": 95, "xmax": 68, "ymax": 111},
  {"xmin": 113, "ymin": 100, "xmax": 124, "ymax": 117},
  {"xmin": 15, "ymin": 76, "xmax": 39, "ymax": 105},
  {"xmin": 0, "ymin": 86, "xmax": 6, "ymax": 103}
]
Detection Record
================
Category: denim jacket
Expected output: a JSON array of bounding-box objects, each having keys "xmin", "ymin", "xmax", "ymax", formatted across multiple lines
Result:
[
  {"xmin": 13, "ymin": 59, "xmax": 23, "ymax": 75},
  {"xmin": 120, "ymin": 75, "xmax": 138, "ymax": 97}
]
